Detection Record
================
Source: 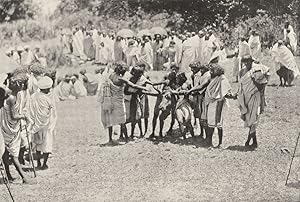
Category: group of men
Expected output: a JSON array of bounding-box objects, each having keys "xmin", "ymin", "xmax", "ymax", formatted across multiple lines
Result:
[
  {"xmin": 233, "ymin": 21, "xmax": 299, "ymax": 86},
  {"xmin": 0, "ymin": 64, "xmax": 57, "ymax": 184},
  {"xmin": 60, "ymin": 22, "xmax": 228, "ymax": 73},
  {"xmin": 98, "ymin": 57, "xmax": 270, "ymax": 150},
  {"xmin": 5, "ymin": 45, "xmax": 47, "ymax": 68},
  {"xmin": 0, "ymin": 20, "xmax": 298, "ymax": 185}
]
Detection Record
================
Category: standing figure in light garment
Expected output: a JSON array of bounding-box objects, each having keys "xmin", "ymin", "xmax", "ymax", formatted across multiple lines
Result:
[
  {"xmin": 126, "ymin": 40, "xmax": 140, "ymax": 67},
  {"xmin": 283, "ymin": 21, "xmax": 297, "ymax": 55},
  {"xmin": 29, "ymin": 76, "xmax": 57, "ymax": 170},
  {"xmin": 233, "ymin": 37, "xmax": 251, "ymax": 82},
  {"xmin": 1, "ymin": 75, "xmax": 31, "ymax": 183},
  {"xmin": 96, "ymin": 42, "xmax": 110, "ymax": 65},
  {"xmin": 203, "ymin": 64, "xmax": 235, "ymax": 148},
  {"xmin": 152, "ymin": 34, "xmax": 164, "ymax": 71},
  {"xmin": 98, "ymin": 63, "xmax": 147, "ymax": 143},
  {"xmin": 162, "ymin": 41, "xmax": 177, "ymax": 70},
  {"xmin": 114, "ymin": 36, "xmax": 126, "ymax": 63},
  {"xmin": 248, "ymin": 30, "xmax": 261, "ymax": 60},
  {"xmin": 197, "ymin": 30, "xmax": 206, "ymax": 63},
  {"xmin": 180, "ymin": 36, "xmax": 198, "ymax": 73},
  {"xmin": 139, "ymin": 38, "xmax": 153, "ymax": 70},
  {"xmin": 237, "ymin": 57, "xmax": 270, "ymax": 148}
]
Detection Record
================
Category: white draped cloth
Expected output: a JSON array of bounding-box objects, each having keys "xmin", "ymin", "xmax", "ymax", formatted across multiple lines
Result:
[
  {"xmin": 202, "ymin": 35, "xmax": 219, "ymax": 65},
  {"xmin": 73, "ymin": 30, "xmax": 87, "ymax": 60},
  {"xmin": 271, "ymin": 43, "xmax": 300, "ymax": 77},
  {"xmin": 29, "ymin": 91, "xmax": 57, "ymax": 153},
  {"xmin": 71, "ymin": 80, "xmax": 87, "ymax": 98},
  {"xmin": 248, "ymin": 35, "xmax": 261, "ymax": 59},
  {"xmin": 140, "ymin": 42, "xmax": 153, "ymax": 70},
  {"xmin": 180, "ymin": 36, "xmax": 199, "ymax": 73}
]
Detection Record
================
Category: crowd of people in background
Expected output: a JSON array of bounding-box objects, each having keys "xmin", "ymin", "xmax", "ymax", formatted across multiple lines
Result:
[{"xmin": 0, "ymin": 19, "xmax": 298, "ymax": 185}]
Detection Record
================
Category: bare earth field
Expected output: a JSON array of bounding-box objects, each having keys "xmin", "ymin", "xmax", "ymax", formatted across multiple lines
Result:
[{"xmin": 1, "ymin": 58, "xmax": 300, "ymax": 202}]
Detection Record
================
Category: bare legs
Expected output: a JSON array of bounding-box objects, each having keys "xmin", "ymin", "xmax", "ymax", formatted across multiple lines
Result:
[
  {"xmin": 36, "ymin": 151, "xmax": 50, "ymax": 170},
  {"xmin": 131, "ymin": 120, "xmax": 143, "ymax": 138},
  {"xmin": 204, "ymin": 127, "xmax": 223, "ymax": 148},
  {"xmin": 245, "ymin": 131, "xmax": 258, "ymax": 148},
  {"xmin": 2, "ymin": 149, "xmax": 29, "ymax": 183}
]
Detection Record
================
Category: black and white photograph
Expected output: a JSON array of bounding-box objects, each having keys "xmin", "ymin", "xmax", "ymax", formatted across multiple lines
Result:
[{"xmin": 0, "ymin": 0, "xmax": 299, "ymax": 201}]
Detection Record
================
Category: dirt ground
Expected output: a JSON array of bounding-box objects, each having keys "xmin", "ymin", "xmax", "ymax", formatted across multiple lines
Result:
[{"xmin": 1, "ymin": 58, "xmax": 300, "ymax": 202}]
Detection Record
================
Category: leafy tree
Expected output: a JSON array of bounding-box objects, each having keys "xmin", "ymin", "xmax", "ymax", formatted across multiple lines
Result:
[{"xmin": 0, "ymin": 0, "xmax": 36, "ymax": 22}]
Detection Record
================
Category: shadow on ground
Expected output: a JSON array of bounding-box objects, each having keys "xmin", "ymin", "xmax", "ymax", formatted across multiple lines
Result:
[
  {"xmin": 226, "ymin": 145, "xmax": 256, "ymax": 152},
  {"xmin": 147, "ymin": 129, "xmax": 209, "ymax": 148}
]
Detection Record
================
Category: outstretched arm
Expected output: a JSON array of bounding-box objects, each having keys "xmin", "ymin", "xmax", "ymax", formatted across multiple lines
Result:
[
  {"xmin": 120, "ymin": 78, "xmax": 147, "ymax": 91},
  {"xmin": 152, "ymin": 80, "xmax": 169, "ymax": 86},
  {"xmin": 188, "ymin": 82, "xmax": 209, "ymax": 94}
]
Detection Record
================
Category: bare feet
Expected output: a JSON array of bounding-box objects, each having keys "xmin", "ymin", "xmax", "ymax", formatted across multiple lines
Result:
[
  {"xmin": 23, "ymin": 178, "xmax": 35, "ymax": 184},
  {"xmin": 40, "ymin": 165, "xmax": 49, "ymax": 170}
]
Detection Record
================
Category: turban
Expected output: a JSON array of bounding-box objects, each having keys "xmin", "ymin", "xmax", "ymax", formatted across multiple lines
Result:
[{"xmin": 38, "ymin": 76, "xmax": 53, "ymax": 90}]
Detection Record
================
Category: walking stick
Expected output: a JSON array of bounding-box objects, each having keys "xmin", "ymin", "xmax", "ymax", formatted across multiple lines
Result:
[
  {"xmin": 0, "ymin": 161, "xmax": 15, "ymax": 202},
  {"xmin": 285, "ymin": 132, "xmax": 300, "ymax": 186},
  {"xmin": 25, "ymin": 126, "xmax": 36, "ymax": 178},
  {"xmin": 21, "ymin": 123, "xmax": 37, "ymax": 178}
]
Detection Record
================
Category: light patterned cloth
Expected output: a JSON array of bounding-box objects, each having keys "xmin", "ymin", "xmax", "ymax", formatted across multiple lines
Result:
[
  {"xmin": 99, "ymin": 78, "xmax": 126, "ymax": 128},
  {"xmin": 204, "ymin": 75, "xmax": 231, "ymax": 128}
]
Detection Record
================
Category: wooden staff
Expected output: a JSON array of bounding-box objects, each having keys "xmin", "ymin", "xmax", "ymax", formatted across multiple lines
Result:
[
  {"xmin": 0, "ymin": 161, "xmax": 15, "ymax": 202},
  {"xmin": 285, "ymin": 132, "xmax": 300, "ymax": 185},
  {"xmin": 21, "ymin": 123, "xmax": 36, "ymax": 178}
]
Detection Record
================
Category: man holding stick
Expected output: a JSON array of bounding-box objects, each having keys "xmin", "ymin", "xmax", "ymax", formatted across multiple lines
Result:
[{"xmin": 28, "ymin": 76, "xmax": 57, "ymax": 170}]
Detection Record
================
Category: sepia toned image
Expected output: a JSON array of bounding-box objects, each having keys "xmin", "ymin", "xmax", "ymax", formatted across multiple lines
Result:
[{"xmin": 0, "ymin": 0, "xmax": 299, "ymax": 201}]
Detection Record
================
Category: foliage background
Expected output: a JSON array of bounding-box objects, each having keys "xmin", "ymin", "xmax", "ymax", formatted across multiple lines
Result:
[{"xmin": 0, "ymin": 0, "xmax": 299, "ymax": 67}]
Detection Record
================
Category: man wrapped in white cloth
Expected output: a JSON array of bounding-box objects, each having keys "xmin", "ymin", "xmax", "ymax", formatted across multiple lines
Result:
[
  {"xmin": 28, "ymin": 76, "xmax": 57, "ymax": 170},
  {"xmin": 271, "ymin": 40, "xmax": 300, "ymax": 86}
]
